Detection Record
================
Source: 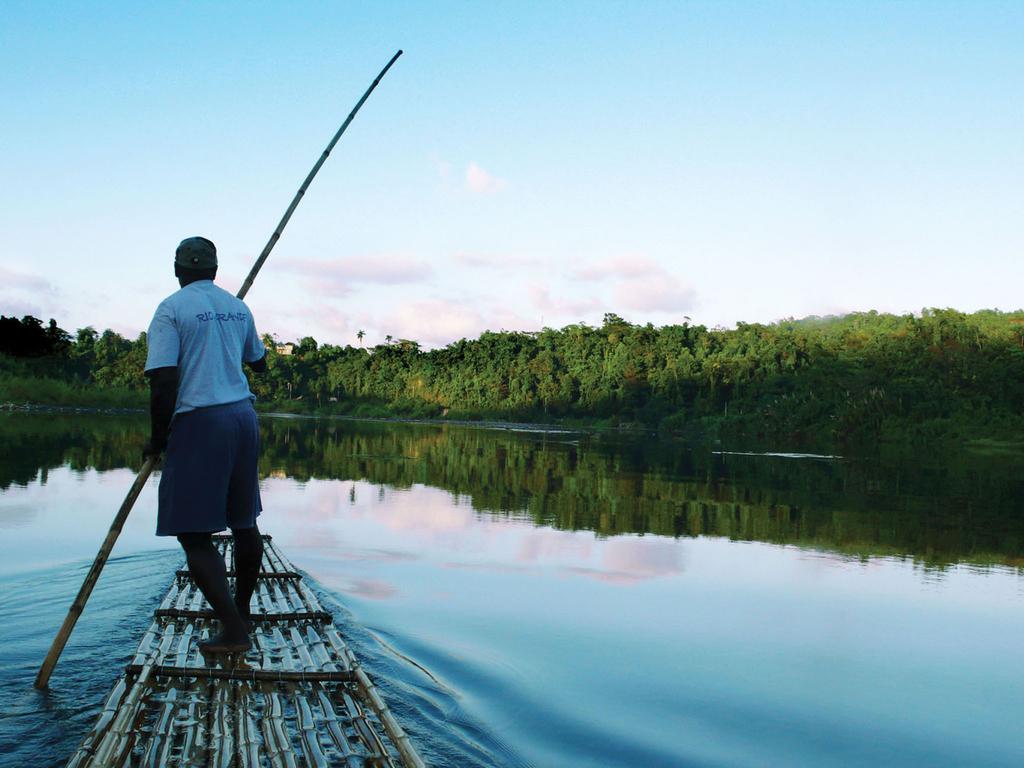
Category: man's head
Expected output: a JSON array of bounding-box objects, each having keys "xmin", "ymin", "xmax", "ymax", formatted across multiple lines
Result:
[{"xmin": 175, "ymin": 236, "xmax": 218, "ymax": 286}]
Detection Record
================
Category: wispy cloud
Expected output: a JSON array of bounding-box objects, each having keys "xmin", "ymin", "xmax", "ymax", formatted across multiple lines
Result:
[
  {"xmin": 465, "ymin": 162, "xmax": 507, "ymax": 195},
  {"xmin": 288, "ymin": 254, "xmax": 434, "ymax": 295},
  {"xmin": 379, "ymin": 297, "xmax": 531, "ymax": 348},
  {"xmin": 0, "ymin": 266, "xmax": 56, "ymax": 294},
  {"xmin": 382, "ymin": 299, "xmax": 484, "ymax": 347},
  {"xmin": 259, "ymin": 301, "xmax": 352, "ymax": 344},
  {"xmin": 572, "ymin": 255, "xmax": 662, "ymax": 282},
  {"xmin": 453, "ymin": 251, "xmax": 540, "ymax": 270},
  {"xmin": 614, "ymin": 276, "xmax": 696, "ymax": 313},
  {"xmin": 0, "ymin": 267, "xmax": 63, "ymax": 321},
  {"xmin": 432, "ymin": 155, "xmax": 452, "ymax": 180},
  {"xmin": 528, "ymin": 283, "xmax": 602, "ymax": 318},
  {"xmin": 571, "ymin": 254, "xmax": 696, "ymax": 314},
  {"xmin": 0, "ymin": 297, "xmax": 45, "ymax": 319}
]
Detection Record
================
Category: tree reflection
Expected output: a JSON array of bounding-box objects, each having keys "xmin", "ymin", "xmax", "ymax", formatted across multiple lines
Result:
[{"xmin": 2, "ymin": 414, "xmax": 1022, "ymax": 569}]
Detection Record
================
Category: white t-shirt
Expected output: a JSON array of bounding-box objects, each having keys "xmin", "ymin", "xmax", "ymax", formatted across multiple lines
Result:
[{"xmin": 145, "ymin": 281, "xmax": 266, "ymax": 415}]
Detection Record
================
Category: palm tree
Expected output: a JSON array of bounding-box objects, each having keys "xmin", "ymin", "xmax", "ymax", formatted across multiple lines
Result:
[
  {"xmin": 385, "ymin": 334, "xmax": 393, "ymax": 344},
  {"xmin": 357, "ymin": 329, "xmax": 365, "ymax": 347}
]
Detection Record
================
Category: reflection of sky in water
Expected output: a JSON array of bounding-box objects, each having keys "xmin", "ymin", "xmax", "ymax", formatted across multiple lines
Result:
[
  {"xmin": 261, "ymin": 478, "xmax": 688, "ymax": 590},
  {"xmin": 0, "ymin": 503, "xmax": 36, "ymax": 529},
  {"xmin": 2, "ymin": 467, "xmax": 1023, "ymax": 767},
  {"xmin": 0, "ymin": 467, "xmax": 170, "ymax": 574},
  {"xmin": 259, "ymin": 477, "xmax": 1024, "ymax": 608},
  {"xmin": 257, "ymin": 478, "xmax": 1024, "ymax": 767}
]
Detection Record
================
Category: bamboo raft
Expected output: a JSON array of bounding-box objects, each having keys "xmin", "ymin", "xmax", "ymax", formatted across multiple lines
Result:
[{"xmin": 67, "ymin": 535, "xmax": 426, "ymax": 768}]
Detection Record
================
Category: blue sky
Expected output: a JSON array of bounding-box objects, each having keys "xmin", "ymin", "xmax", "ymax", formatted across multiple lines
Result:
[{"xmin": 1, "ymin": 1, "xmax": 1021, "ymax": 346}]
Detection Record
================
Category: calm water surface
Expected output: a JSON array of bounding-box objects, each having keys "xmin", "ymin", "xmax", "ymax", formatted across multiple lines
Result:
[{"xmin": 0, "ymin": 413, "xmax": 1022, "ymax": 767}]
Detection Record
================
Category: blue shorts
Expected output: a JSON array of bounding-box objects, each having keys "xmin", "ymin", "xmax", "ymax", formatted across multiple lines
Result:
[{"xmin": 156, "ymin": 399, "xmax": 262, "ymax": 536}]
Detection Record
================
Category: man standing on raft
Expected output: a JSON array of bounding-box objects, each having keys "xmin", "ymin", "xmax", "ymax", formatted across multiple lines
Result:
[{"xmin": 144, "ymin": 236, "xmax": 267, "ymax": 654}]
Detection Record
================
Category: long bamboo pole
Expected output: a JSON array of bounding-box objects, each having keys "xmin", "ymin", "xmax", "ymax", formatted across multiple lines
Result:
[
  {"xmin": 34, "ymin": 49, "xmax": 403, "ymax": 689},
  {"xmin": 238, "ymin": 48, "xmax": 403, "ymax": 301}
]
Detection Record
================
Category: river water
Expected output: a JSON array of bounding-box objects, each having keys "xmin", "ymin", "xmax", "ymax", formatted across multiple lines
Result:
[{"xmin": 0, "ymin": 413, "xmax": 1022, "ymax": 767}]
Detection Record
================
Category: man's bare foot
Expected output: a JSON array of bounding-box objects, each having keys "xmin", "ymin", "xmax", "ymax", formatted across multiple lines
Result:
[{"xmin": 198, "ymin": 632, "xmax": 252, "ymax": 655}]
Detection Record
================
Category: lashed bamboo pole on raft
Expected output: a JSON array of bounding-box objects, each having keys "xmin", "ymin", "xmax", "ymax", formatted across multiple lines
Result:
[
  {"xmin": 34, "ymin": 48, "xmax": 404, "ymax": 690},
  {"xmin": 67, "ymin": 537, "xmax": 426, "ymax": 767}
]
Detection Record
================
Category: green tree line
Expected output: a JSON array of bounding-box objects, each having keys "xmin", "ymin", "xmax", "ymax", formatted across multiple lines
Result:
[{"xmin": 3, "ymin": 308, "xmax": 1024, "ymax": 444}]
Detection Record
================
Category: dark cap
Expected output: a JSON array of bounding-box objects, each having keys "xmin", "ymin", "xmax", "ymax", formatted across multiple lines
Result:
[{"xmin": 175, "ymin": 237, "xmax": 217, "ymax": 270}]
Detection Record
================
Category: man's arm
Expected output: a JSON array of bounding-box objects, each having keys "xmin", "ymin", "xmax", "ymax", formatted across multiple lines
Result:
[
  {"xmin": 144, "ymin": 366, "xmax": 178, "ymax": 458},
  {"xmin": 245, "ymin": 354, "xmax": 267, "ymax": 374},
  {"xmin": 143, "ymin": 299, "xmax": 180, "ymax": 459},
  {"xmin": 241, "ymin": 308, "xmax": 268, "ymax": 374}
]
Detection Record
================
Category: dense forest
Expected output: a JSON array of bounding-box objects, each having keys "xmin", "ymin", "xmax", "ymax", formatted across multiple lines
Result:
[{"xmin": 3, "ymin": 308, "xmax": 1024, "ymax": 445}]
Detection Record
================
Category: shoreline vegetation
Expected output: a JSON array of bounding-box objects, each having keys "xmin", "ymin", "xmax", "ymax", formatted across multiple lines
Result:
[
  {"xmin": 3, "ymin": 308, "xmax": 1024, "ymax": 450},
  {"xmin": 0, "ymin": 401, "xmax": 585, "ymax": 436}
]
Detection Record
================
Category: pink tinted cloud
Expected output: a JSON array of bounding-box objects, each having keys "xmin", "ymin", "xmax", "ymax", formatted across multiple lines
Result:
[
  {"xmin": 528, "ymin": 283, "xmax": 602, "ymax": 318},
  {"xmin": 571, "ymin": 254, "xmax": 696, "ymax": 314},
  {"xmin": 0, "ymin": 266, "xmax": 55, "ymax": 294},
  {"xmin": 433, "ymin": 156, "xmax": 452, "ymax": 180},
  {"xmin": 0, "ymin": 267, "xmax": 63, "ymax": 320},
  {"xmin": 380, "ymin": 298, "xmax": 531, "ymax": 348},
  {"xmin": 614, "ymin": 275, "xmax": 696, "ymax": 313},
  {"xmin": 289, "ymin": 254, "xmax": 434, "ymax": 293},
  {"xmin": 465, "ymin": 162, "xmax": 507, "ymax": 195},
  {"xmin": 573, "ymin": 255, "xmax": 662, "ymax": 282},
  {"xmin": 453, "ymin": 252, "xmax": 540, "ymax": 270},
  {"xmin": 0, "ymin": 297, "xmax": 45, "ymax": 319},
  {"xmin": 259, "ymin": 301, "xmax": 352, "ymax": 345}
]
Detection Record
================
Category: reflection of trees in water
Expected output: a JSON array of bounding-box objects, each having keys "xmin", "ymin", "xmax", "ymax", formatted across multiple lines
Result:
[
  {"xmin": 0, "ymin": 414, "xmax": 145, "ymax": 490},
  {"xmin": 3, "ymin": 414, "xmax": 1022, "ymax": 568},
  {"xmin": 258, "ymin": 420, "xmax": 1024, "ymax": 569}
]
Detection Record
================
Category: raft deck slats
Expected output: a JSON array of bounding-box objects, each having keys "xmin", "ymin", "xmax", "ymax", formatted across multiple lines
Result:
[
  {"xmin": 155, "ymin": 608, "xmax": 334, "ymax": 623},
  {"xmin": 124, "ymin": 665, "xmax": 355, "ymax": 682},
  {"xmin": 175, "ymin": 569, "xmax": 302, "ymax": 579},
  {"xmin": 67, "ymin": 537, "xmax": 426, "ymax": 768}
]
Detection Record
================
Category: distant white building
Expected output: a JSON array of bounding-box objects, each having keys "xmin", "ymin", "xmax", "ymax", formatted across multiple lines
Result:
[{"xmin": 275, "ymin": 342, "xmax": 295, "ymax": 356}]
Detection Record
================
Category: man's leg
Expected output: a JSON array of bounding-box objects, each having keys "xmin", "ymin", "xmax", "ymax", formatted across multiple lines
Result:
[
  {"xmin": 177, "ymin": 532, "xmax": 250, "ymax": 649},
  {"xmin": 231, "ymin": 525, "xmax": 263, "ymax": 623}
]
